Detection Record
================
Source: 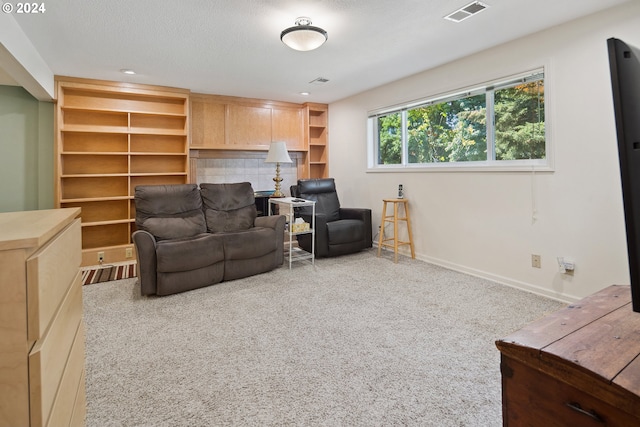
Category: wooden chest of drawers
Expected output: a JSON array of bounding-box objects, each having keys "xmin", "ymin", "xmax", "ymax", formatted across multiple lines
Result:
[
  {"xmin": 496, "ymin": 285, "xmax": 640, "ymax": 426},
  {"xmin": 0, "ymin": 208, "xmax": 85, "ymax": 427}
]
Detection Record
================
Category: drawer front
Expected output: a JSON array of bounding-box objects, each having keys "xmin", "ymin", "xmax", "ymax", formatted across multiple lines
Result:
[
  {"xmin": 27, "ymin": 218, "xmax": 81, "ymax": 342},
  {"xmin": 29, "ymin": 272, "xmax": 83, "ymax": 427},
  {"xmin": 46, "ymin": 323, "xmax": 85, "ymax": 427},
  {"xmin": 69, "ymin": 369, "xmax": 86, "ymax": 427},
  {"xmin": 502, "ymin": 356, "xmax": 639, "ymax": 427}
]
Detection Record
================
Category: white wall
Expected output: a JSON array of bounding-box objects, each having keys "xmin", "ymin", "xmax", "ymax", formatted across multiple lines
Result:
[{"xmin": 328, "ymin": 2, "xmax": 640, "ymax": 302}]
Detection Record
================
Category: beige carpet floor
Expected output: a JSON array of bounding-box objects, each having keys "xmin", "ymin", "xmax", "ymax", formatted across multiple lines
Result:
[{"xmin": 82, "ymin": 249, "xmax": 565, "ymax": 426}]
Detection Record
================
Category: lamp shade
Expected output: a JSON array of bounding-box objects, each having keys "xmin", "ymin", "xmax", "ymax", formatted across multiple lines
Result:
[
  {"xmin": 281, "ymin": 17, "xmax": 327, "ymax": 52},
  {"xmin": 265, "ymin": 141, "xmax": 292, "ymax": 163}
]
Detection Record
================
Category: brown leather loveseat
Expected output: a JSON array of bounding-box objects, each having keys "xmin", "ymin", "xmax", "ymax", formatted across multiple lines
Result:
[{"xmin": 133, "ymin": 182, "xmax": 285, "ymax": 296}]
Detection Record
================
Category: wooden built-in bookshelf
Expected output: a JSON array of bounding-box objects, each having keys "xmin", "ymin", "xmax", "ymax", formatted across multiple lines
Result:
[
  {"xmin": 54, "ymin": 79, "xmax": 327, "ymax": 265},
  {"xmin": 55, "ymin": 77, "xmax": 190, "ymax": 266},
  {"xmin": 304, "ymin": 103, "xmax": 328, "ymax": 179}
]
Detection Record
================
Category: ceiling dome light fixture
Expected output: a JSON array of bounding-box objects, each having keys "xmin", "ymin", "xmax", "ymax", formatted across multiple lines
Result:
[{"xmin": 280, "ymin": 17, "xmax": 327, "ymax": 52}]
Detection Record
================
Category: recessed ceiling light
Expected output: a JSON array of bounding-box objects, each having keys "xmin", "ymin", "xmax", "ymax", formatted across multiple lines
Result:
[
  {"xmin": 300, "ymin": 92, "xmax": 310, "ymax": 96},
  {"xmin": 120, "ymin": 69, "xmax": 136, "ymax": 75}
]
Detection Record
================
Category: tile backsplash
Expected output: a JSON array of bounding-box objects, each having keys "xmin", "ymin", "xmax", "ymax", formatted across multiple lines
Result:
[{"xmin": 195, "ymin": 158, "xmax": 299, "ymax": 196}]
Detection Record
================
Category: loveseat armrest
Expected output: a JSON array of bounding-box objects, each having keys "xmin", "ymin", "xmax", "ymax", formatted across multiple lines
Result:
[
  {"xmin": 254, "ymin": 215, "xmax": 286, "ymax": 267},
  {"xmin": 132, "ymin": 230, "xmax": 158, "ymax": 296},
  {"xmin": 255, "ymin": 214, "xmax": 286, "ymax": 233}
]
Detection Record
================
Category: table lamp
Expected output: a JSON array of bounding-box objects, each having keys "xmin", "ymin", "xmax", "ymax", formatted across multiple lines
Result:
[{"xmin": 265, "ymin": 141, "xmax": 292, "ymax": 197}]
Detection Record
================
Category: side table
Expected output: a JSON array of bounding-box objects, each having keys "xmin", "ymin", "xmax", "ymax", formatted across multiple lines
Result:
[
  {"xmin": 377, "ymin": 198, "xmax": 415, "ymax": 263},
  {"xmin": 268, "ymin": 197, "xmax": 316, "ymax": 269}
]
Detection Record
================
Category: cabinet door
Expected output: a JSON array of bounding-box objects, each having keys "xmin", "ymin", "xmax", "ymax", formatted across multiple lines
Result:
[
  {"xmin": 191, "ymin": 99, "xmax": 225, "ymax": 148},
  {"xmin": 226, "ymin": 105, "xmax": 271, "ymax": 148},
  {"xmin": 272, "ymin": 107, "xmax": 304, "ymax": 150}
]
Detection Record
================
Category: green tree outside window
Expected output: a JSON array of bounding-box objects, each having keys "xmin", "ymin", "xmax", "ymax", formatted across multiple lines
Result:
[{"xmin": 374, "ymin": 72, "xmax": 545, "ymax": 166}]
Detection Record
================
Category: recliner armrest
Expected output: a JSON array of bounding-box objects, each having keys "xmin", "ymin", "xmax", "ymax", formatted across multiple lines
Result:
[
  {"xmin": 339, "ymin": 208, "xmax": 373, "ymax": 247},
  {"xmin": 132, "ymin": 230, "xmax": 158, "ymax": 296},
  {"xmin": 339, "ymin": 208, "xmax": 371, "ymax": 222},
  {"xmin": 296, "ymin": 212, "xmax": 330, "ymax": 257},
  {"xmin": 298, "ymin": 212, "xmax": 328, "ymax": 229}
]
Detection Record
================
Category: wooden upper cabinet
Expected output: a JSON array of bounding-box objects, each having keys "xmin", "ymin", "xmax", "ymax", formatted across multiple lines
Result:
[
  {"xmin": 190, "ymin": 94, "xmax": 307, "ymax": 151},
  {"xmin": 226, "ymin": 104, "xmax": 271, "ymax": 149},
  {"xmin": 191, "ymin": 96, "xmax": 225, "ymax": 148},
  {"xmin": 272, "ymin": 107, "xmax": 304, "ymax": 150}
]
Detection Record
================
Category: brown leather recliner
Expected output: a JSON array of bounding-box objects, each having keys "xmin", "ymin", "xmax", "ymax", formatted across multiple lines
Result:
[
  {"xmin": 133, "ymin": 183, "xmax": 285, "ymax": 296},
  {"xmin": 290, "ymin": 178, "xmax": 372, "ymax": 258}
]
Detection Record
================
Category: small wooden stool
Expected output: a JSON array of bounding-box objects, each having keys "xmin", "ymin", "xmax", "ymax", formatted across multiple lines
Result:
[{"xmin": 377, "ymin": 198, "xmax": 415, "ymax": 263}]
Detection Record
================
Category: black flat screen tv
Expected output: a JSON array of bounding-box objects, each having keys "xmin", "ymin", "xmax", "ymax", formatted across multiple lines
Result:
[{"xmin": 608, "ymin": 37, "xmax": 640, "ymax": 313}]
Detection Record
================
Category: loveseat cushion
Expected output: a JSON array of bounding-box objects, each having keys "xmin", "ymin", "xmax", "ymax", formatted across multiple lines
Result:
[
  {"xmin": 221, "ymin": 227, "xmax": 276, "ymax": 260},
  {"xmin": 157, "ymin": 263, "xmax": 224, "ymax": 296},
  {"xmin": 156, "ymin": 233, "xmax": 224, "ymax": 272},
  {"xmin": 142, "ymin": 216, "xmax": 207, "ymax": 241},
  {"xmin": 200, "ymin": 182, "xmax": 258, "ymax": 233},
  {"xmin": 135, "ymin": 184, "xmax": 206, "ymax": 240}
]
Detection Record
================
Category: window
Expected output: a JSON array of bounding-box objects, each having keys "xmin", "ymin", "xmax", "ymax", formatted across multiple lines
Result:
[{"xmin": 369, "ymin": 70, "xmax": 546, "ymax": 170}]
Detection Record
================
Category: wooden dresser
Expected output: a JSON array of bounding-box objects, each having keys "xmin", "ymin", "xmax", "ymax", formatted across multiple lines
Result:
[
  {"xmin": 496, "ymin": 285, "xmax": 640, "ymax": 426},
  {"xmin": 0, "ymin": 208, "xmax": 85, "ymax": 427}
]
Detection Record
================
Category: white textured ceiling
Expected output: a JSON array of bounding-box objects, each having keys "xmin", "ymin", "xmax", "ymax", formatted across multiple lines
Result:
[{"xmin": 9, "ymin": 0, "xmax": 631, "ymax": 103}]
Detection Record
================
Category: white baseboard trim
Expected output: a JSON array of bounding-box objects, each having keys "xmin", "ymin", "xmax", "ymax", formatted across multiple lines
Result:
[{"xmin": 374, "ymin": 243, "xmax": 578, "ymax": 304}]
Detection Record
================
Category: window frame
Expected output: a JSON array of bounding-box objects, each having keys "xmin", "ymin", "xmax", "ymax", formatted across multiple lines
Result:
[{"xmin": 367, "ymin": 69, "xmax": 552, "ymax": 173}]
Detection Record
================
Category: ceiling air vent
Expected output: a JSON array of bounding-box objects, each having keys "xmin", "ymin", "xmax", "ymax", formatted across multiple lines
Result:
[
  {"xmin": 444, "ymin": 1, "xmax": 489, "ymax": 23},
  {"xmin": 309, "ymin": 77, "xmax": 329, "ymax": 84}
]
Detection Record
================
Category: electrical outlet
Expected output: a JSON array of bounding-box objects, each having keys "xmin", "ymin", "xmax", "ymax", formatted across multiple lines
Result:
[
  {"xmin": 125, "ymin": 248, "xmax": 133, "ymax": 258},
  {"xmin": 98, "ymin": 251, "xmax": 105, "ymax": 263},
  {"xmin": 531, "ymin": 254, "xmax": 541, "ymax": 268}
]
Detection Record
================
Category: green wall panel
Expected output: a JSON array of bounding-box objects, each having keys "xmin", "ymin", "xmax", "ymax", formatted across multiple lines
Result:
[{"xmin": 0, "ymin": 85, "xmax": 54, "ymax": 212}]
